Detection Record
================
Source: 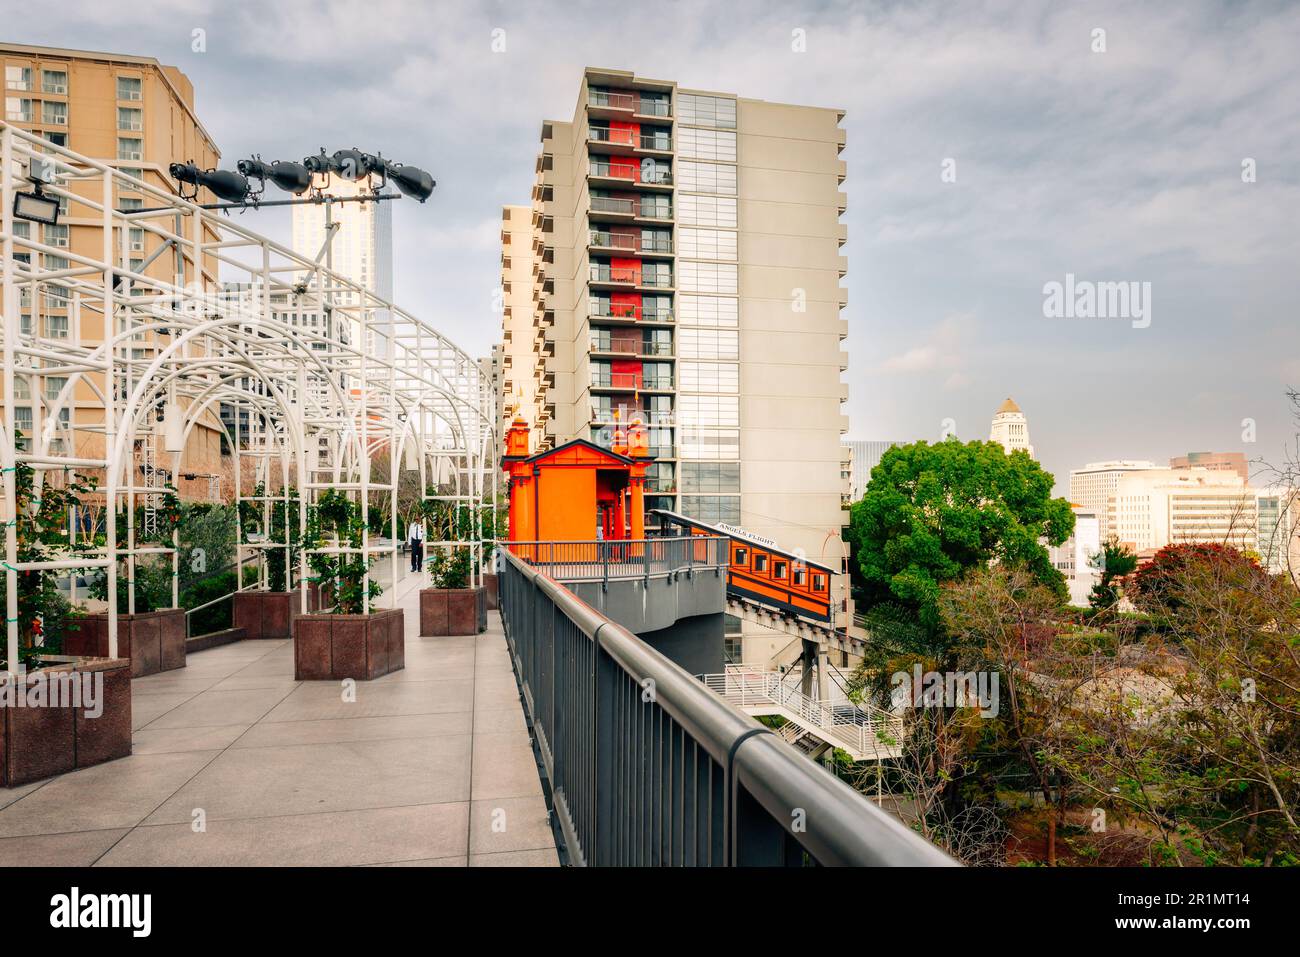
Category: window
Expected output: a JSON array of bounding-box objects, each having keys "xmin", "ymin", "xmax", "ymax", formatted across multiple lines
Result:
[
  {"xmin": 678, "ymin": 161, "xmax": 737, "ymax": 195},
  {"xmin": 119, "ymin": 197, "xmax": 144, "ymax": 211},
  {"xmin": 42, "ymin": 131, "xmax": 66, "ymax": 148},
  {"xmin": 679, "ymin": 328, "xmax": 739, "ymax": 360},
  {"xmin": 117, "ymin": 137, "xmax": 143, "ymax": 161},
  {"xmin": 678, "ymin": 227, "xmax": 737, "ymax": 261},
  {"xmin": 679, "ymin": 394, "xmax": 739, "ymax": 427},
  {"xmin": 678, "ymin": 128, "xmax": 737, "ymax": 162},
  {"xmin": 773, "ymin": 560, "xmax": 787, "ymax": 580},
  {"xmin": 117, "ymin": 76, "xmax": 142, "ymax": 101},
  {"xmin": 5, "ymin": 96, "xmax": 34, "ymax": 122},
  {"xmin": 45, "ymin": 224, "xmax": 69, "ymax": 248},
  {"xmin": 682, "ymin": 461, "xmax": 740, "ymax": 493},
  {"xmin": 129, "ymin": 227, "xmax": 145, "ymax": 251},
  {"xmin": 680, "ymin": 427, "xmax": 739, "ymax": 459},
  {"xmin": 733, "ymin": 546, "xmax": 748, "ymax": 565},
  {"xmin": 793, "ymin": 568, "xmax": 807, "ymax": 586},
  {"xmin": 5, "ymin": 66, "xmax": 31, "ymax": 91},
  {"xmin": 41, "ymin": 69, "xmax": 67, "ymax": 94},
  {"xmin": 678, "ymin": 93, "xmax": 736, "ymax": 129},
  {"xmin": 678, "ymin": 261, "xmax": 737, "ymax": 294},
  {"xmin": 679, "ymin": 195, "xmax": 737, "ymax": 228},
  {"xmin": 813, "ymin": 574, "xmax": 826, "ymax": 592},
  {"xmin": 639, "ymin": 194, "xmax": 671, "ymax": 219},
  {"xmin": 754, "ymin": 553, "xmax": 768, "ymax": 572},
  {"xmin": 14, "ymin": 407, "xmax": 32, "ymax": 447},
  {"xmin": 680, "ymin": 361, "xmax": 738, "ymax": 393},
  {"xmin": 678, "ymin": 295, "xmax": 738, "ymax": 327},
  {"xmin": 681, "ymin": 495, "xmax": 740, "ymax": 525},
  {"xmin": 117, "ymin": 107, "xmax": 142, "ymax": 130},
  {"xmin": 41, "ymin": 101, "xmax": 67, "ymax": 126},
  {"xmin": 45, "ymin": 315, "xmax": 69, "ymax": 339},
  {"xmin": 44, "ymin": 376, "xmax": 67, "ymax": 400}
]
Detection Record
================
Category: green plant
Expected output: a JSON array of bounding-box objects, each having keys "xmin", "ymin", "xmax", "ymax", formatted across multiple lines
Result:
[
  {"xmin": 303, "ymin": 489, "xmax": 381, "ymax": 614},
  {"xmin": 428, "ymin": 545, "xmax": 472, "ymax": 590}
]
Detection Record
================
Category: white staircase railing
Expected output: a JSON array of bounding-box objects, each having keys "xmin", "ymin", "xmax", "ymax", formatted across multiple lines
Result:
[{"xmin": 699, "ymin": 666, "xmax": 904, "ymax": 761}]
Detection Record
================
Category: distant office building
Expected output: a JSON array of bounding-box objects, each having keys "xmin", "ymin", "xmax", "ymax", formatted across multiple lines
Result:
[
  {"xmin": 989, "ymin": 397, "xmax": 1033, "ymax": 459},
  {"xmin": 1069, "ymin": 460, "xmax": 1159, "ymax": 540},
  {"xmin": 1049, "ymin": 505, "xmax": 1102, "ymax": 607},
  {"xmin": 1170, "ymin": 451, "xmax": 1249, "ymax": 483},
  {"xmin": 1256, "ymin": 487, "xmax": 1299, "ymax": 577},
  {"xmin": 1109, "ymin": 468, "xmax": 1257, "ymax": 554},
  {"xmin": 843, "ymin": 440, "xmax": 904, "ymax": 502}
]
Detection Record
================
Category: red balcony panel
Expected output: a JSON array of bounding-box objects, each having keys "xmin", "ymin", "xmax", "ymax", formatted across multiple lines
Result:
[
  {"xmin": 611, "ymin": 257, "xmax": 642, "ymax": 284},
  {"xmin": 611, "ymin": 358, "xmax": 643, "ymax": 388},
  {"xmin": 609, "ymin": 120, "xmax": 640, "ymax": 147},
  {"xmin": 608, "ymin": 157, "xmax": 638, "ymax": 180},
  {"xmin": 611, "ymin": 291, "xmax": 641, "ymax": 313}
]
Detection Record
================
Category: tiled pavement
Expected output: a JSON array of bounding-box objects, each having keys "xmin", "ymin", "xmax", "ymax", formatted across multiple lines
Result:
[{"xmin": 0, "ymin": 577, "xmax": 558, "ymax": 867}]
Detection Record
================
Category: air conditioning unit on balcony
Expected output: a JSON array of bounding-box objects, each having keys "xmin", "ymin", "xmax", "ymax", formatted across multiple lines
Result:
[
  {"xmin": 121, "ymin": 151, "xmax": 142, "ymax": 161},
  {"xmin": 121, "ymin": 121, "xmax": 141, "ymax": 131},
  {"xmin": 44, "ymin": 84, "xmax": 67, "ymax": 94},
  {"xmin": 50, "ymin": 236, "xmax": 69, "ymax": 248},
  {"xmin": 130, "ymin": 241, "xmax": 144, "ymax": 252},
  {"xmin": 50, "ymin": 115, "xmax": 67, "ymax": 125}
]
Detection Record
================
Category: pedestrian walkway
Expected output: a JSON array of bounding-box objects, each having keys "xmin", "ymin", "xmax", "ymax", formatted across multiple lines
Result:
[{"xmin": 0, "ymin": 577, "xmax": 557, "ymax": 866}]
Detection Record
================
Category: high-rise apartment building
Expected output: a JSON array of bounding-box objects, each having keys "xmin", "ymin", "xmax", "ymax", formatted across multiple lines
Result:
[
  {"xmin": 503, "ymin": 68, "xmax": 850, "ymax": 660},
  {"xmin": 291, "ymin": 174, "xmax": 395, "ymax": 355},
  {"xmin": 1170, "ymin": 450, "xmax": 1249, "ymax": 483},
  {"xmin": 989, "ymin": 396, "xmax": 1033, "ymax": 458},
  {"xmin": 1068, "ymin": 460, "xmax": 1159, "ymax": 540},
  {"xmin": 498, "ymin": 204, "xmax": 544, "ymax": 451},
  {"xmin": 2, "ymin": 43, "xmax": 224, "ymax": 498},
  {"xmin": 1255, "ymin": 487, "xmax": 1298, "ymax": 577}
]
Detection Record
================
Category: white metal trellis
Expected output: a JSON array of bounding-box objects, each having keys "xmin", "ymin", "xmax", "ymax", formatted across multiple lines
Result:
[{"xmin": 0, "ymin": 123, "xmax": 496, "ymax": 674}]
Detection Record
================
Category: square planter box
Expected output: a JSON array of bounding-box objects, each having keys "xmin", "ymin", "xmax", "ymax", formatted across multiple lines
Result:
[
  {"xmin": 482, "ymin": 573, "xmax": 499, "ymax": 611},
  {"xmin": 232, "ymin": 589, "xmax": 322, "ymax": 639},
  {"xmin": 419, "ymin": 587, "xmax": 487, "ymax": 636},
  {"xmin": 1, "ymin": 657, "xmax": 132, "ymax": 788},
  {"xmin": 293, "ymin": 608, "xmax": 404, "ymax": 681},
  {"xmin": 63, "ymin": 608, "xmax": 186, "ymax": 677}
]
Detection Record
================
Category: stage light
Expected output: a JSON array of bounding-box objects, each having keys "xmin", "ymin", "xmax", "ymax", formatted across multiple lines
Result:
[
  {"xmin": 237, "ymin": 157, "xmax": 312, "ymax": 195},
  {"xmin": 169, "ymin": 162, "xmax": 250, "ymax": 204}
]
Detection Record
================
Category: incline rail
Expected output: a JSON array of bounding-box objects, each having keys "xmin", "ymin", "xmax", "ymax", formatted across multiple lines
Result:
[
  {"xmin": 505, "ymin": 536, "xmax": 726, "ymax": 588},
  {"xmin": 498, "ymin": 546, "xmax": 954, "ymax": 866}
]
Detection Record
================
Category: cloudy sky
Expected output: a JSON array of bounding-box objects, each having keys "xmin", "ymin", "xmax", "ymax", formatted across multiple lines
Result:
[{"xmin": 18, "ymin": 0, "xmax": 1300, "ymax": 491}]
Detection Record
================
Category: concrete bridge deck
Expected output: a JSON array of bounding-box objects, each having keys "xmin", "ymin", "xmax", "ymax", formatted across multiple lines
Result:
[{"xmin": 0, "ymin": 577, "xmax": 557, "ymax": 867}]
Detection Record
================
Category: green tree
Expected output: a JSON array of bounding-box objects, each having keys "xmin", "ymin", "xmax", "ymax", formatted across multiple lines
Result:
[
  {"xmin": 1088, "ymin": 536, "xmax": 1138, "ymax": 611},
  {"xmin": 849, "ymin": 438, "xmax": 1074, "ymax": 654}
]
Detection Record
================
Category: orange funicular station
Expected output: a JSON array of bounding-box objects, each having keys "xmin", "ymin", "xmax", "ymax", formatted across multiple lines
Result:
[{"xmin": 502, "ymin": 413, "xmax": 652, "ymax": 554}]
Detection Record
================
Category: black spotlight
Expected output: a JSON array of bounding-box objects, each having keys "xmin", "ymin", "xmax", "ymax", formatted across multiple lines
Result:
[
  {"xmin": 330, "ymin": 148, "xmax": 377, "ymax": 182},
  {"xmin": 375, "ymin": 158, "xmax": 435, "ymax": 203},
  {"xmin": 303, "ymin": 148, "xmax": 341, "ymax": 176},
  {"xmin": 237, "ymin": 157, "xmax": 312, "ymax": 195},
  {"xmin": 169, "ymin": 161, "xmax": 250, "ymax": 204}
]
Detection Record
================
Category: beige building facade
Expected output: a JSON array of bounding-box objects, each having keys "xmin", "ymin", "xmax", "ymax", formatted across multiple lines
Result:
[
  {"xmin": 502, "ymin": 68, "xmax": 851, "ymax": 663},
  {"xmin": 2, "ymin": 43, "xmax": 225, "ymax": 499}
]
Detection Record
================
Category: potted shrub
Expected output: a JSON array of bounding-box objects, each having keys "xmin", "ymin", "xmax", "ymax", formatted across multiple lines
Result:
[
  {"xmin": 420, "ymin": 544, "xmax": 486, "ymax": 636},
  {"xmin": 3, "ymin": 454, "xmax": 131, "ymax": 788},
  {"xmin": 292, "ymin": 490, "xmax": 403, "ymax": 680}
]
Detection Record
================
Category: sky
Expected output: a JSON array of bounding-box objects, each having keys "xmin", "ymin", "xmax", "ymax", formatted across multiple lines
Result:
[{"xmin": 13, "ymin": 0, "xmax": 1300, "ymax": 493}]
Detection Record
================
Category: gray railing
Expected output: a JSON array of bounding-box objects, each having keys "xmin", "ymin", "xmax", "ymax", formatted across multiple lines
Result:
[
  {"xmin": 498, "ymin": 546, "xmax": 956, "ymax": 866},
  {"xmin": 506, "ymin": 536, "xmax": 724, "ymax": 588}
]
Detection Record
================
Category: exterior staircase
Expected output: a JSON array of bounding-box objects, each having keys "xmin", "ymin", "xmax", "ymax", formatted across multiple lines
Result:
[{"xmin": 699, "ymin": 665, "xmax": 903, "ymax": 762}]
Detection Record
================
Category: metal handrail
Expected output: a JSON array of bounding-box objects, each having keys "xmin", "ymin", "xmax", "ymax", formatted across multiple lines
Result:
[
  {"xmin": 505, "ymin": 536, "xmax": 725, "ymax": 585},
  {"xmin": 498, "ymin": 546, "xmax": 954, "ymax": 866}
]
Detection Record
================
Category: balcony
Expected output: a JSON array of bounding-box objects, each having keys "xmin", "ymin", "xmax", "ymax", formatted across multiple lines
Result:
[
  {"xmin": 588, "ymin": 264, "xmax": 673, "ymax": 290},
  {"xmin": 589, "ymin": 337, "xmax": 674, "ymax": 359},
  {"xmin": 588, "ymin": 162, "xmax": 673, "ymax": 188},
  {"xmin": 588, "ymin": 230, "xmax": 673, "ymax": 256},
  {"xmin": 591, "ymin": 372, "xmax": 674, "ymax": 392},
  {"xmin": 587, "ymin": 126, "xmax": 673, "ymax": 156},
  {"xmin": 589, "ymin": 302, "xmax": 674, "ymax": 325},
  {"xmin": 588, "ymin": 195, "xmax": 673, "ymax": 224},
  {"xmin": 588, "ymin": 90, "xmax": 673, "ymax": 120}
]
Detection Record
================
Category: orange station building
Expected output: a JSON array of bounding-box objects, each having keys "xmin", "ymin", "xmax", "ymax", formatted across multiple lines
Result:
[{"xmin": 502, "ymin": 414, "xmax": 652, "ymax": 543}]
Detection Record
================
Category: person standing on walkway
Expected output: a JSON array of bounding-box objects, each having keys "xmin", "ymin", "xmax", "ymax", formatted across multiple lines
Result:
[{"xmin": 409, "ymin": 517, "xmax": 425, "ymax": 573}]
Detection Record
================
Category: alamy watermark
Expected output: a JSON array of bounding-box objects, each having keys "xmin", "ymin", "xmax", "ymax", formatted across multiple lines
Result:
[
  {"xmin": 1042, "ymin": 273, "xmax": 1151, "ymax": 329},
  {"xmin": 0, "ymin": 667, "xmax": 104, "ymax": 717},
  {"xmin": 891, "ymin": 664, "xmax": 1000, "ymax": 718}
]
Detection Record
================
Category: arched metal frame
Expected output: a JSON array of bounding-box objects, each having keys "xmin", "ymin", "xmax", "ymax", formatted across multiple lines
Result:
[{"xmin": 0, "ymin": 123, "xmax": 498, "ymax": 673}]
